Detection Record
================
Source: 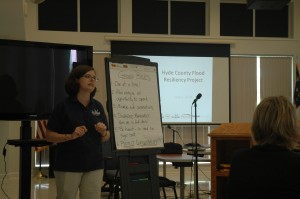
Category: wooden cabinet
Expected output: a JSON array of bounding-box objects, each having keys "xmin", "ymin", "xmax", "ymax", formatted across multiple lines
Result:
[{"xmin": 209, "ymin": 123, "xmax": 252, "ymax": 199}]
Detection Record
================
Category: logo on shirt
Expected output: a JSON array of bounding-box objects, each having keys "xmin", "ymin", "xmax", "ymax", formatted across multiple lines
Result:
[{"xmin": 91, "ymin": 109, "xmax": 100, "ymax": 116}]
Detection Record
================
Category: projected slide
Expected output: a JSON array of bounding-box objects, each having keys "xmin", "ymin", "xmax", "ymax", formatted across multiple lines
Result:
[
  {"xmin": 139, "ymin": 55, "xmax": 213, "ymax": 123},
  {"xmin": 112, "ymin": 41, "xmax": 230, "ymax": 124}
]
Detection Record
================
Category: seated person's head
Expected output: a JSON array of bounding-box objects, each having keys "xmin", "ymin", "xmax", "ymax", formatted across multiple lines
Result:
[{"xmin": 251, "ymin": 96, "xmax": 300, "ymax": 149}]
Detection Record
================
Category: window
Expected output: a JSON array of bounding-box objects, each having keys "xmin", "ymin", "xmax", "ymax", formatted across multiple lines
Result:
[
  {"xmin": 132, "ymin": 0, "xmax": 168, "ymax": 34},
  {"xmin": 255, "ymin": 6, "xmax": 289, "ymax": 37},
  {"xmin": 132, "ymin": 0, "xmax": 206, "ymax": 35},
  {"xmin": 171, "ymin": 1, "xmax": 205, "ymax": 35},
  {"xmin": 220, "ymin": 3, "xmax": 289, "ymax": 38},
  {"xmin": 38, "ymin": 0, "xmax": 77, "ymax": 31},
  {"xmin": 220, "ymin": 3, "xmax": 253, "ymax": 36},
  {"xmin": 38, "ymin": 0, "xmax": 118, "ymax": 33},
  {"xmin": 80, "ymin": 0, "xmax": 118, "ymax": 33}
]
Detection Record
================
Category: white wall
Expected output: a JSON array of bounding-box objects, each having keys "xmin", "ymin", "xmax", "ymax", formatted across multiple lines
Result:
[
  {"xmin": 0, "ymin": 0, "xmax": 300, "ymax": 176},
  {"xmin": 0, "ymin": 0, "xmax": 26, "ymax": 40}
]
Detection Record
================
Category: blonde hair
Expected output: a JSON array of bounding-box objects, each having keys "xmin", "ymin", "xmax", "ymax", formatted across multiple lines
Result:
[{"xmin": 251, "ymin": 96, "xmax": 300, "ymax": 149}]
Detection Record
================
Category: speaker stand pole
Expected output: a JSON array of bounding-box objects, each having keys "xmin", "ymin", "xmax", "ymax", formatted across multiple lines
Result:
[
  {"xmin": 194, "ymin": 102, "xmax": 199, "ymax": 199},
  {"xmin": 19, "ymin": 121, "xmax": 32, "ymax": 199},
  {"xmin": 37, "ymin": 150, "xmax": 47, "ymax": 179},
  {"xmin": 172, "ymin": 129, "xmax": 175, "ymax": 143}
]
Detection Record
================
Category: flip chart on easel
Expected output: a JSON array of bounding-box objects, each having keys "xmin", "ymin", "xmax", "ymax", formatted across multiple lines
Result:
[{"xmin": 105, "ymin": 57, "xmax": 164, "ymax": 150}]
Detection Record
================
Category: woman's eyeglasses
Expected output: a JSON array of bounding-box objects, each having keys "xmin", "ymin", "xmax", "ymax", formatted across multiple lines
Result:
[{"xmin": 82, "ymin": 74, "xmax": 99, "ymax": 82}]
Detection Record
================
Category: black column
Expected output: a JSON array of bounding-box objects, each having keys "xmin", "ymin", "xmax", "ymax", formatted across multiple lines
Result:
[{"xmin": 19, "ymin": 121, "xmax": 32, "ymax": 199}]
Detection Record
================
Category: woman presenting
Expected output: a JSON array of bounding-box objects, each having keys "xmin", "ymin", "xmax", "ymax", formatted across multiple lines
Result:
[{"xmin": 46, "ymin": 65, "xmax": 110, "ymax": 199}]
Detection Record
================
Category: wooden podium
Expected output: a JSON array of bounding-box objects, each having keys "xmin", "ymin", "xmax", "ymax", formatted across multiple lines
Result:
[{"xmin": 209, "ymin": 123, "xmax": 252, "ymax": 199}]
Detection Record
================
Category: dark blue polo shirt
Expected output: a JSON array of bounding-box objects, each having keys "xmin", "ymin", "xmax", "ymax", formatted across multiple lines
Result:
[{"xmin": 47, "ymin": 97, "xmax": 108, "ymax": 172}]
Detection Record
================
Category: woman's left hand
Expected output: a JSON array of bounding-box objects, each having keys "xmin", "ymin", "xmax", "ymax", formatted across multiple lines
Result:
[
  {"xmin": 95, "ymin": 122, "xmax": 107, "ymax": 135},
  {"xmin": 95, "ymin": 122, "xmax": 110, "ymax": 141}
]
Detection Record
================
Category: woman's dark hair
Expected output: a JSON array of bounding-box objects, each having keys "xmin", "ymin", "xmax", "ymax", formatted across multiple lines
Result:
[{"xmin": 65, "ymin": 65, "xmax": 97, "ymax": 98}]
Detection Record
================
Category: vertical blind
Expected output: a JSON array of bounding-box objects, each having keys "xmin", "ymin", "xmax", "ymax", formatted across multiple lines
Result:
[
  {"xmin": 230, "ymin": 56, "xmax": 257, "ymax": 122},
  {"xmin": 260, "ymin": 57, "xmax": 292, "ymax": 101},
  {"xmin": 230, "ymin": 56, "xmax": 293, "ymax": 123}
]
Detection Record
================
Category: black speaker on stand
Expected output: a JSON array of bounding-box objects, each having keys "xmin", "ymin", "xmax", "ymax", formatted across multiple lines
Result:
[{"xmin": 247, "ymin": 0, "xmax": 290, "ymax": 10}]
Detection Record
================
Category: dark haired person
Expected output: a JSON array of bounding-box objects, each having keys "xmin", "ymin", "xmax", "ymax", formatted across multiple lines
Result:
[
  {"xmin": 46, "ymin": 65, "xmax": 110, "ymax": 199},
  {"xmin": 227, "ymin": 96, "xmax": 300, "ymax": 199}
]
